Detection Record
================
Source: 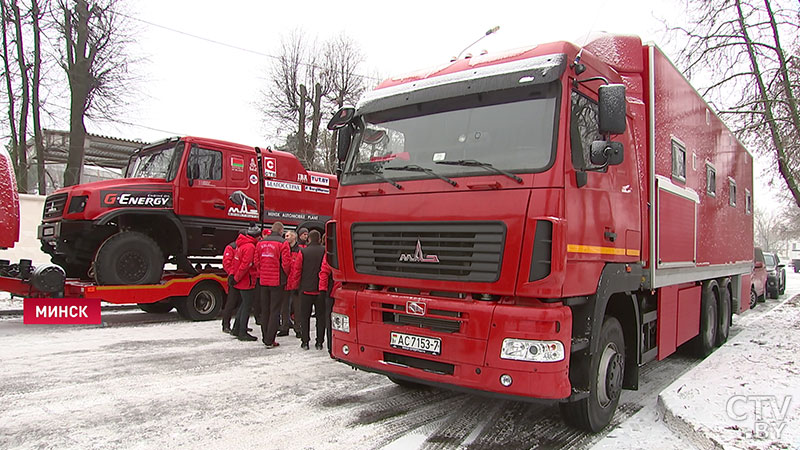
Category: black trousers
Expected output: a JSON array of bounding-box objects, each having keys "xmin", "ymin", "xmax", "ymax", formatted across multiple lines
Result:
[
  {"xmin": 279, "ymin": 289, "xmax": 294, "ymax": 332},
  {"xmin": 299, "ymin": 292, "xmax": 325, "ymax": 346},
  {"xmin": 221, "ymin": 276, "xmax": 241, "ymax": 330},
  {"xmin": 252, "ymin": 278, "xmax": 262, "ymax": 324},
  {"xmin": 232, "ymin": 288, "xmax": 255, "ymax": 337},
  {"xmin": 325, "ymin": 292, "xmax": 335, "ymax": 354},
  {"xmin": 259, "ymin": 285, "xmax": 284, "ymax": 345}
]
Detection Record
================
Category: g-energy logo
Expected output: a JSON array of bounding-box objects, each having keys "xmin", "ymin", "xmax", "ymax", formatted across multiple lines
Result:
[{"xmin": 101, "ymin": 191, "xmax": 172, "ymax": 208}]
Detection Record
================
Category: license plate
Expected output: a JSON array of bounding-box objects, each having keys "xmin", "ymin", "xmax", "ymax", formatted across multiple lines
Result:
[{"xmin": 390, "ymin": 332, "xmax": 441, "ymax": 356}]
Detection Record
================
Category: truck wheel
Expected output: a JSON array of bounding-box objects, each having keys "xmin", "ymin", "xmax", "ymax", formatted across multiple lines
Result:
[
  {"xmin": 94, "ymin": 232, "xmax": 164, "ymax": 285},
  {"xmin": 779, "ymin": 281, "xmax": 785, "ymax": 295},
  {"xmin": 387, "ymin": 376, "xmax": 425, "ymax": 389},
  {"xmin": 692, "ymin": 282, "xmax": 718, "ymax": 357},
  {"xmin": 716, "ymin": 285, "xmax": 731, "ymax": 347},
  {"xmin": 175, "ymin": 282, "xmax": 223, "ymax": 321},
  {"xmin": 749, "ymin": 287, "xmax": 757, "ymax": 309},
  {"xmin": 138, "ymin": 303, "xmax": 174, "ymax": 314},
  {"xmin": 559, "ymin": 316, "xmax": 624, "ymax": 432}
]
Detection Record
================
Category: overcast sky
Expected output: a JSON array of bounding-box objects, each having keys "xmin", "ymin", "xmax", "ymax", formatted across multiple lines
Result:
[{"xmin": 70, "ymin": 0, "xmax": 782, "ymax": 207}]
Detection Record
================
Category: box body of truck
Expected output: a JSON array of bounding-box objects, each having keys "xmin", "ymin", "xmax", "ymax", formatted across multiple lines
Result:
[{"xmin": 327, "ymin": 35, "xmax": 753, "ymax": 430}]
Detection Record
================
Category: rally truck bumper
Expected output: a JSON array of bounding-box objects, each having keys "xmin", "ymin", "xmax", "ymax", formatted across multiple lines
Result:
[{"xmin": 330, "ymin": 287, "xmax": 573, "ymax": 400}]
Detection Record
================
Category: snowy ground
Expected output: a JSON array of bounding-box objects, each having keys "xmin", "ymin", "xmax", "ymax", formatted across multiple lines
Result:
[{"xmin": 1, "ymin": 274, "xmax": 797, "ymax": 449}]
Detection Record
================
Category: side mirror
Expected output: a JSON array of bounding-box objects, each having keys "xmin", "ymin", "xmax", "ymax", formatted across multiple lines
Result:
[
  {"xmin": 327, "ymin": 106, "xmax": 356, "ymax": 130},
  {"xmin": 598, "ymin": 84, "xmax": 626, "ymax": 135},
  {"xmin": 590, "ymin": 141, "xmax": 624, "ymax": 167},
  {"xmin": 337, "ymin": 126, "xmax": 353, "ymax": 162}
]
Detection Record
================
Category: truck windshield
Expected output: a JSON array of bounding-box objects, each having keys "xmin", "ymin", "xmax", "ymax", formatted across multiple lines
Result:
[
  {"xmin": 342, "ymin": 83, "xmax": 559, "ymax": 185},
  {"xmin": 127, "ymin": 142, "xmax": 183, "ymax": 181}
]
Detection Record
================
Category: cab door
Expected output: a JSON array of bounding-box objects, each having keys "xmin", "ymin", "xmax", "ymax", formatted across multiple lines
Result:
[{"xmin": 176, "ymin": 144, "xmax": 227, "ymax": 221}]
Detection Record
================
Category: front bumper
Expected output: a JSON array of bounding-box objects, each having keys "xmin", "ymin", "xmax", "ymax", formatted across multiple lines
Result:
[
  {"xmin": 331, "ymin": 287, "xmax": 573, "ymax": 400},
  {"xmin": 38, "ymin": 220, "xmax": 96, "ymax": 255}
]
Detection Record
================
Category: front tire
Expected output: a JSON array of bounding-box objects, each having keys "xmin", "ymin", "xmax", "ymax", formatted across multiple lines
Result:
[
  {"xmin": 175, "ymin": 282, "xmax": 223, "ymax": 321},
  {"xmin": 750, "ymin": 287, "xmax": 757, "ymax": 309},
  {"xmin": 138, "ymin": 302, "xmax": 174, "ymax": 314},
  {"xmin": 94, "ymin": 231, "xmax": 164, "ymax": 285},
  {"xmin": 559, "ymin": 316, "xmax": 625, "ymax": 432}
]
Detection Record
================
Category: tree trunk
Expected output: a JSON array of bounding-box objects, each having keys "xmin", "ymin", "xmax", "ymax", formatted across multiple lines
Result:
[
  {"xmin": 309, "ymin": 82, "xmax": 322, "ymax": 169},
  {"xmin": 31, "ymin": 0, "xmax": 45, "ymax": 194},
  {"xmin": 0, "ymin": 0, "xmax": 19, "ymax": 178},
  {"xmin": 11, "ymin": 0, "xmax": 29, "ymax": 194},
  {"xmin": 64, "ymin": 84, "xmax": 88, "ymax": 187},
  {"xmin": 298, "ymin": 83, "xmax": 307, "ymax": 166},
  {"xmin": 62, "ymin": 0, "xmax": 91, "ymax": 187},
  {"xmin": 734, "ymin": 0, "xmax": 800, "ymax": 208}
]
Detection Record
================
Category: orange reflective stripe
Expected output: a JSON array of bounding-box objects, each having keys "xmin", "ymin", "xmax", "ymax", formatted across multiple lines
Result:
[{"xmin": 567, "ymin": 244, "xmax": 640, "ymax": 257}]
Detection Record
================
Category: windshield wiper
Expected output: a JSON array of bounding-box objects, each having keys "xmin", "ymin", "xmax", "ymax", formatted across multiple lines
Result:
[
  {"xmin": 344, "ymin": 166, "xmax": 403, "ymax": 190},
  {"xmin": 385, "ymin": 164, "xmax": 458, "ymax": 187},
  {"xmin": 434, "ymin": 159, "xmax": 523, "ymax": 184}
]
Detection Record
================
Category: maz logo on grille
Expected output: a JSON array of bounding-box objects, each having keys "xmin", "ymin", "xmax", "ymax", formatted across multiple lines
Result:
[
  {"xmin": 399, "ymin": 240, "xmax": 439, "ymax": 263},
  {"xmin": 406, "ymin": 301, "xmax": 427, "ymax": 316}
]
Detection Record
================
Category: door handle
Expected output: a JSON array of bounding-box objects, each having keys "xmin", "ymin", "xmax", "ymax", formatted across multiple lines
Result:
[{"xmin": 213, "ymin": 203, "xmax": 225, "ymax": 210}]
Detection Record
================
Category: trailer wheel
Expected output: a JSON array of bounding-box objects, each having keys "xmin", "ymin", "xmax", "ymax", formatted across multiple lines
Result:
[
  {"xmin": 691, "ymin": 282, "xmax": 718, "ymax": 357},
  {"xmin": 94, "ymin": 231, "xmax": 164, "ymax": 285},
  {"xmin": 175, "ymin": 282, "xmax": 223, "ymax": 321},
  {"xmin": 715, "ymin": 285, "xmax": 731, "ymax": 346},
  {"xmin": 559, "ymin": 316, "xmax": 624, "ymax": 432},
  {"xmin": 138, "ymin": 303, "xmax": 174, "ymax": 314},
  {"xmin": 749, "ymin": 287, "xmax": 757, "ymax": 309}
]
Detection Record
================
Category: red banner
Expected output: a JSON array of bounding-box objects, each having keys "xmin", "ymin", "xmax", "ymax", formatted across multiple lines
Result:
[{"xmin": 23, "ymin": 298, "xmax": 102, "ymax": 325}]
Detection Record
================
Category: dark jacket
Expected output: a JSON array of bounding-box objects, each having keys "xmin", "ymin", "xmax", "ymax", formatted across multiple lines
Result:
[{"xmin": 287, "ymin": 243, "xmax": 325, "ymax": 294}]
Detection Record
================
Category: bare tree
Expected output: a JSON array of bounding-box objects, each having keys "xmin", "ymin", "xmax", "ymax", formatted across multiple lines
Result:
[
  {"xmin": 666, "ymin": 0, "xmax": 800, "ymax": 207},
  {"xmin": 30, "ymin": 0, "xmax": 45, "ymax": 193},
  {"xmin": 57, "ymin": 0, "xmax": 132, "ymax": 187},
  {"xmin": 1, "ymin": 0, "xmax": 21, "ymax": 183}
]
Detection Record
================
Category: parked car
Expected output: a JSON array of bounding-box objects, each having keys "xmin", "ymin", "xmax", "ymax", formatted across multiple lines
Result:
[
  {"xmin": 751, "ymin": 247, "xmax": 768, "ymax": 308},
  {"xmin": 764, "ymin": 252, "xmax": 786, "ymax": 299}
]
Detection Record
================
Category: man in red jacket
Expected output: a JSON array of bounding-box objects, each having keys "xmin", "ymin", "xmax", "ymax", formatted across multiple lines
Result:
[
  {"xmin": 288, "ymin": 230, "xmax": 326, "ymax": 350},
  {"xmin": 230, "ymin": 226, "xmax": 260, "ymax": 341},
  {"xmin": 255, "ymin": 222, "xmax": 293, "ymax": 348},
  {"xmin": 220, "ymin": 232, "xmax": 242, "ymax": 334},
  {"xmin": 319, "ymin": 252, "xmax": 341, "ymax": 355},
  {"xmin": 278, "ymin": 229, "xmax": 301, "ymax": 337}
]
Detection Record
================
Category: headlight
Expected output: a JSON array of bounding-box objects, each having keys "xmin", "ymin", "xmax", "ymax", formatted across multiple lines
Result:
[
  {"xmin": 331, "ymin": 312, "xmax": 350, "ymax": 333},
  {"xmin": 500, "ymin": 338, "xmax": 564, "ymax": 362},
  {"xmin": 67, "ymin": 195, "xmax": 88, "ymax": 214}
]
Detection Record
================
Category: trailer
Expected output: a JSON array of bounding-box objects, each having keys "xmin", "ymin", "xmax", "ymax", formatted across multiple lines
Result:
[{"xmin": 324, "ymin": 34, "xmax": 754, "ymax": 432}]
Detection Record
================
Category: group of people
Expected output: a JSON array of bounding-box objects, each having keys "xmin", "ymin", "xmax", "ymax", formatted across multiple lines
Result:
[{"xmin": 220, "ymin": 221, "xmax": 336, "ymax": 352}]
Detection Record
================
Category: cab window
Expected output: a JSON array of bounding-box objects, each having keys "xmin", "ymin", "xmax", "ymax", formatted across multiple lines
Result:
[{"xmin": 187, "ymin": 147, "xmax": 222, "ymax": 180}]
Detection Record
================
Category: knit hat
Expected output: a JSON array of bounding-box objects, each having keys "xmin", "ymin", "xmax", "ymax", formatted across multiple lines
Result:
[{"xmin": 298, "ymin": 227, "xmax": 309, "ymax": 236}]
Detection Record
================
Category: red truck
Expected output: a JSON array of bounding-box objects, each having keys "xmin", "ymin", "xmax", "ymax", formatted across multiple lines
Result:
[
  {"xmin": 1, "ymin": 136, "xmax": 335, "ymax": 320},
  {"xmin": 325, "ymin": 34, "xmax": 754, "ymax": 431},
  {"xmin": 38, "ymin": 136, "xmax": 336, "ymax": 285}
]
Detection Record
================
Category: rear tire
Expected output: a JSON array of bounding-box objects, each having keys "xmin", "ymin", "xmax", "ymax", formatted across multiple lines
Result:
[
  {"xmin": 94, "ymin": 231, "xmax": 164, "ymax": 285},
  {"xmin": 692, "ymin": 281, "xmax": 718, "ymax": 357},
  {"xmin": 175, "ymin": 282, "xmax": 223, "ymax": 321},
  {"xmin": 559, "ymin": 316, "xmax": 625, "ymax": 432},
  {"xmin": 138, "ymin": 303, "xmax": 174, "ymax": 314},
  {"xmin": 715, "ymin": 284, "xmax": 731, "ymax": 347}
]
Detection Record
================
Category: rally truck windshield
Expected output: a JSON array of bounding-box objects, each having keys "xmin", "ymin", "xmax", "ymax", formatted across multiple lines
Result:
[
  {"xmin": 342, "ymin": 83, "xmax": 560, "ymax": 185},
  {"xmin": 126, "ymin": 141, "xmax": 183, "ymax": 181}
]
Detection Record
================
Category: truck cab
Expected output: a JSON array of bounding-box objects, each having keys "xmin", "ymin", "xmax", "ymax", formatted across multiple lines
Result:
[{"xmin": 39, "ymin": 136, "xmax": 336, "ymax": 284}]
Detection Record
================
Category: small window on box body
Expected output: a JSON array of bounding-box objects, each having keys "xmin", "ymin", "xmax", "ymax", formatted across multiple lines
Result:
[
  {"xmin": 745, "ymin": 188, "xmax": 752, "ymax": 214},
  {"xmin": 729, "ymin": 178, "xmax": 737, "ymax": 207},
  {"xmin": 671, "ymin": 139, "xmax": 686, "ymax": 183},
  {"xmin": 706, "ymin": 163, "xmax": 716, "ymax": 197}
]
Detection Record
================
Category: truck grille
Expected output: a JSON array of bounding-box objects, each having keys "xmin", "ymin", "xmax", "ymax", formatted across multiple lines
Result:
[
  {"xmin": 351, "ymin": 221, "xmax": 506, "ymax": 282},
  {"xmin": 43, "ymin": 193, "xmax": 68, "ymax": 219},
  {"xmin": 381, "ymin": 303, "xmax": 462, "ymax": 333}
]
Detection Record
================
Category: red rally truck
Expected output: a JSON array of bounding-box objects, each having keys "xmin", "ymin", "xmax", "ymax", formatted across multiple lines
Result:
[{"xmin": 325, "ymin": 34, "xmax": 754, "ymax": 431}]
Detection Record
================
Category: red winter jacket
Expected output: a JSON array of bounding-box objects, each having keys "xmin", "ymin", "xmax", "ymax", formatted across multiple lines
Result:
[
  {"xmin": 222, "ymin": 241, "xmax": 237, "ymax": 275},
  {"xmin": 232, "ymin": 234, "xmax": 258, "ymax": 290},
  {"xmin": 318, "ymin": 254, "xmax": 341, "ymax": 296},
  {"xmin": 255, "ymin": 235, "xmax": 292, "ymax": 287}
]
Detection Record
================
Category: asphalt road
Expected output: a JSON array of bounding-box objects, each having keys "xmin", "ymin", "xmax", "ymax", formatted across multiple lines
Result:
[{"xmin": 1, "ymin": 284, "xmax": 790, "ymax": 450}]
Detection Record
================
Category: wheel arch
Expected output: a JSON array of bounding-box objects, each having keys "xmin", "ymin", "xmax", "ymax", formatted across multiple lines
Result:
[{"xmin": 94, "ymin": 209, "xmax": 188, "ymax": 257}]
